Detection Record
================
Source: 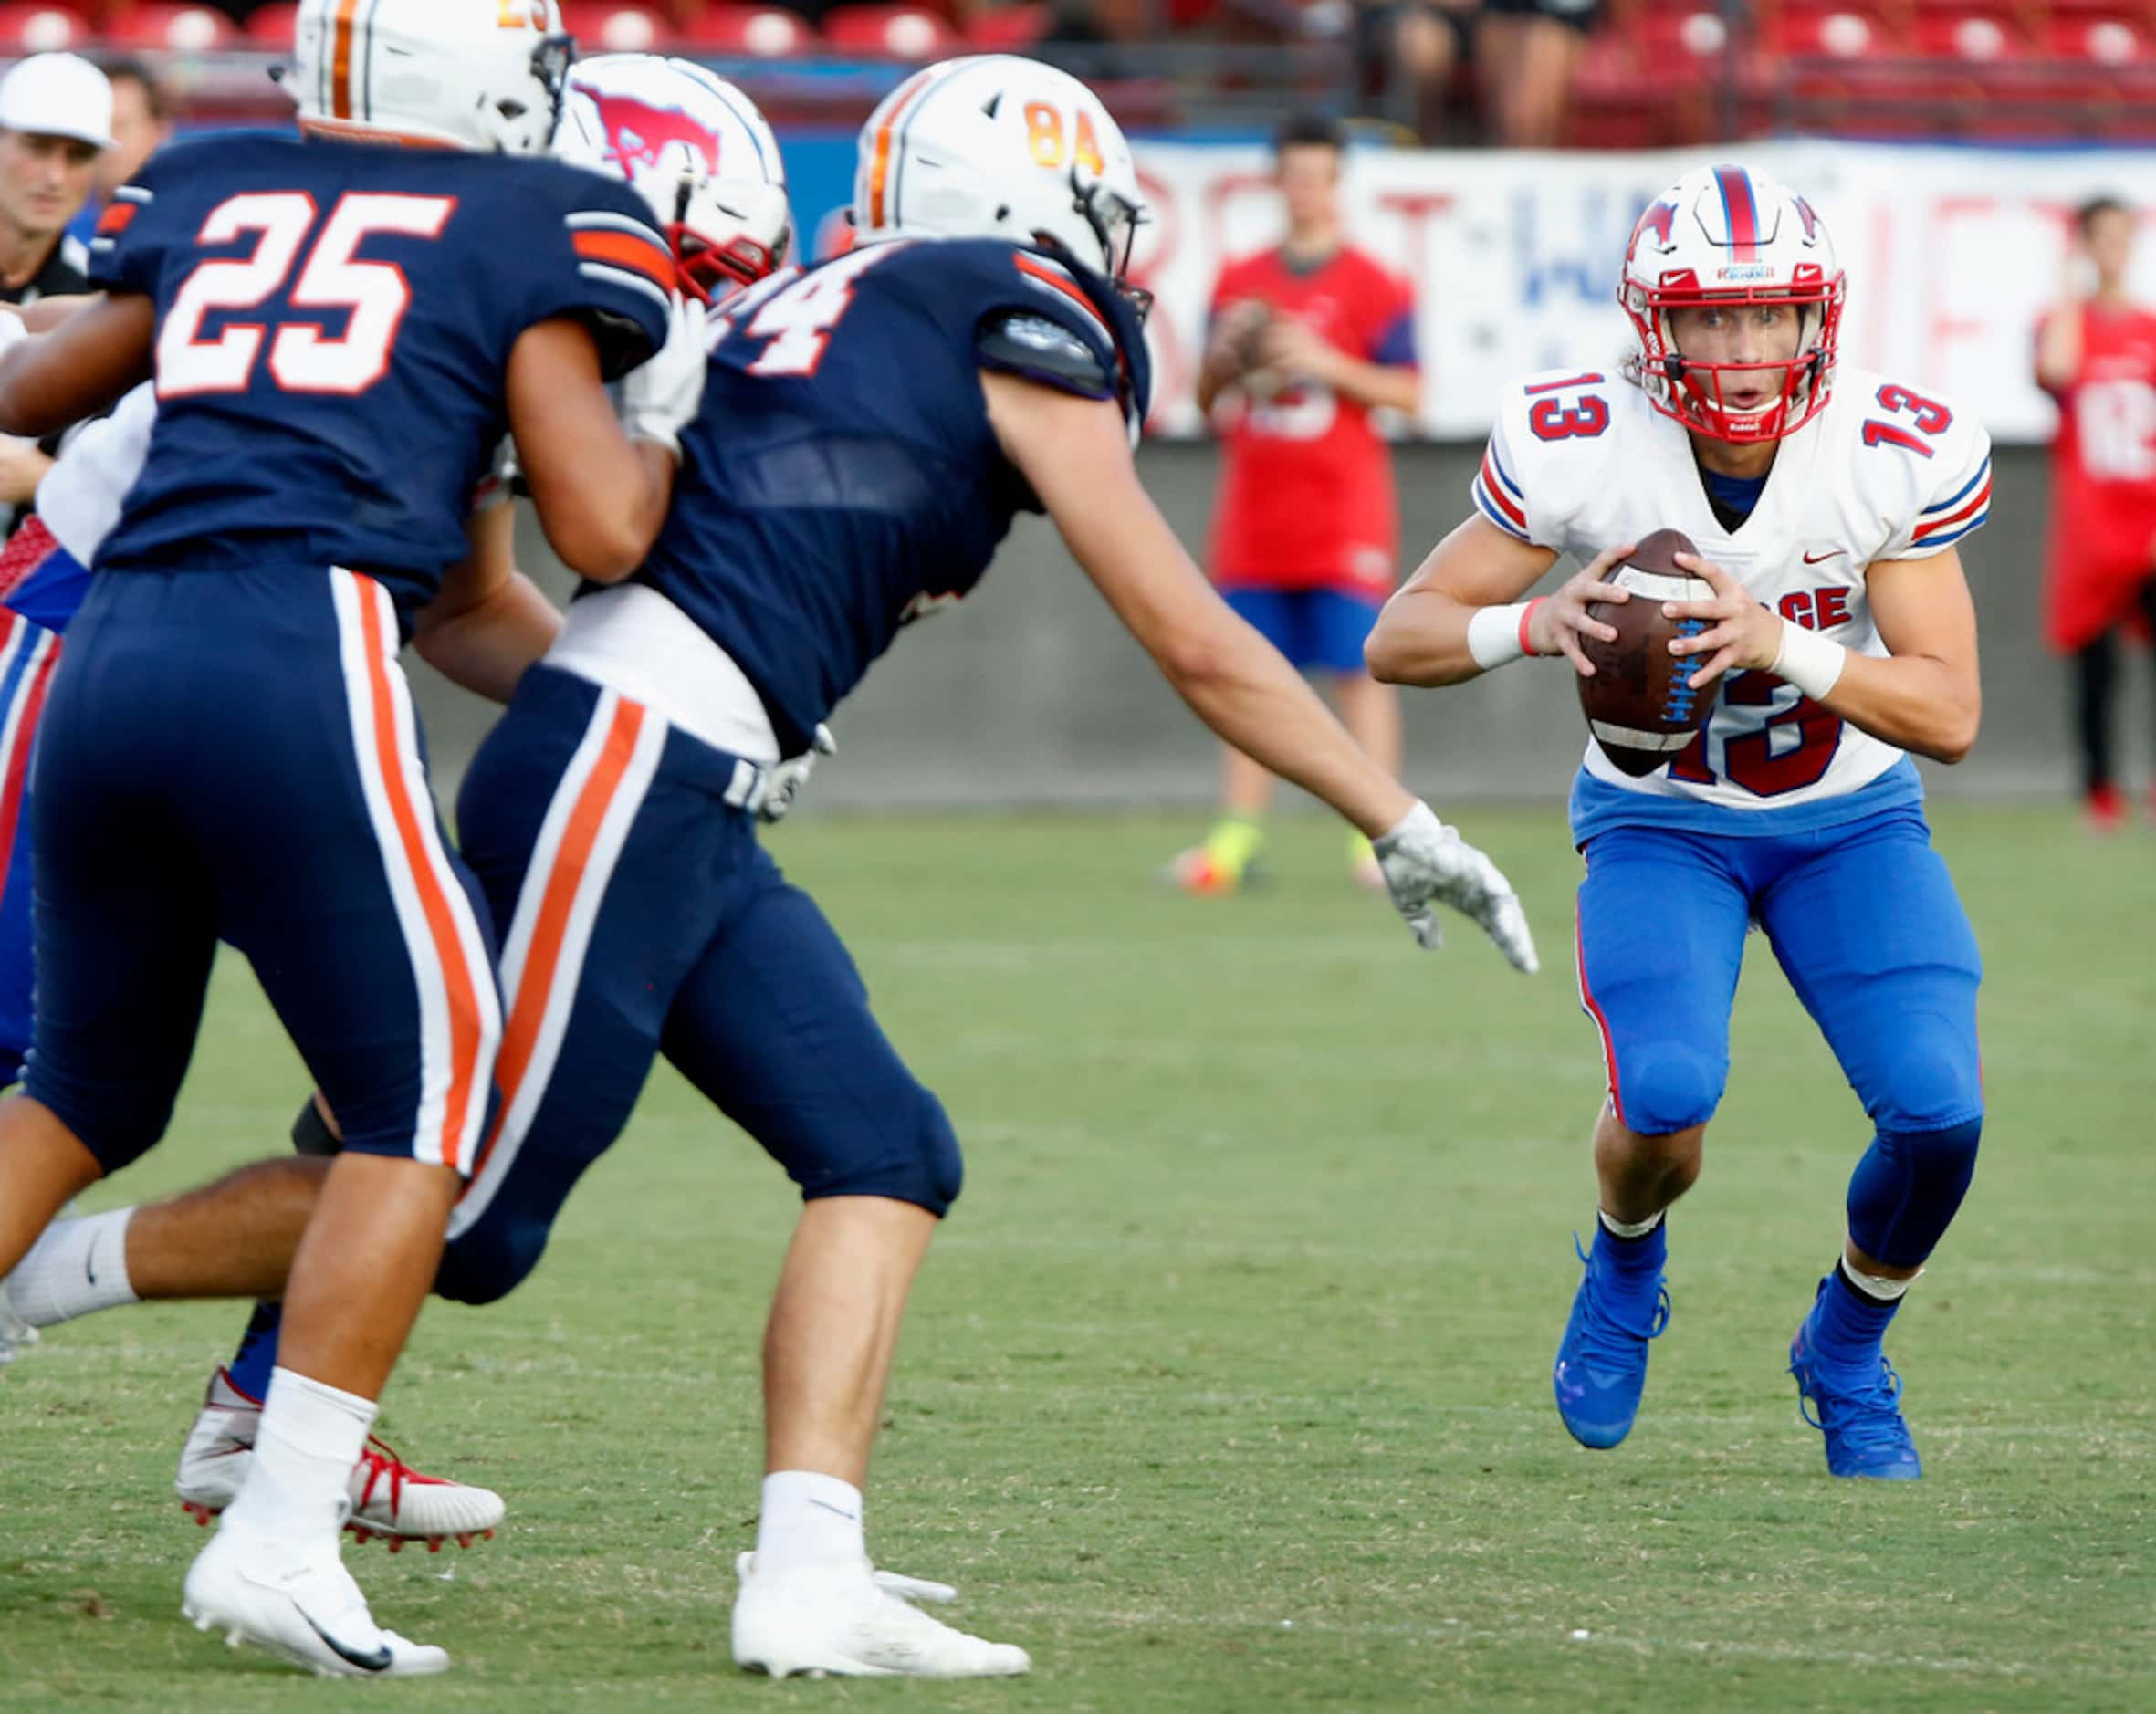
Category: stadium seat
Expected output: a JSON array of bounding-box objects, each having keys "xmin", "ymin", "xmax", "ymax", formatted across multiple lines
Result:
[
  {"xmin": 820, "ymin": 5, "xmax": 962, "ymax": 59},
  {"xmin": 2050, "ymin": 12, "xmax": 2149, "ymax": 64},
  {"xmin": 0, "ymin": 4, "xmax": 85, "ymax": 53},
  {"xmin": 559, "ymin": 4, "xmax": 672, "ymax": 54},
  {"xmin": 110, "ymin": 3, "xmax": 237, "ymax": 51},
  {"xmin": 245, "ymin": 1, "xmax": 296, "ymax": 50},
  {"xmin": 963, "ymin": 2, "xmax": 1050, "ymax": 50},
  {"xmin": 679, "ymin": 4, "xmax": 811, "ymax": 56},
  {"xmin": 1908, "ymin": 3, "xmax": 2036, "ymax": 62}
]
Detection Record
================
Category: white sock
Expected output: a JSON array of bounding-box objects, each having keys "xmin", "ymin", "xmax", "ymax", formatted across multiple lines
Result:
[
  {"xmin": 1598, "ymin": 1207, "xmax": 1665, "ymax": 1240},
  {"xmin": 222, "ymin": 1366, "xmax": 375, "ymax": 1542},
  {"xmin": 5, "ymin": 1208, "xmax": 138, "ymax": 1325},
  {"xmin": 1838, "ymin": 1257, "xmax": 1917, "ymax": 1301},
  {"xmin": 755, "ymin": 1470, "xmax": 866, "ymax": 1575}
]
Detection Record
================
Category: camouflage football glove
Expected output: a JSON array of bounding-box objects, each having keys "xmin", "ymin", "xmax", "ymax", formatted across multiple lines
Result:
[
  {"xmin": 1373, "ymin": 800, "xmax": 1540, "ymax": 972},
  {"xmin": 619, "ymin": 293, "xmax": 708, "ymax": 461},
  {"xmin": 747, "ymin": 724, "xmax": 836, "ymax": 825}
]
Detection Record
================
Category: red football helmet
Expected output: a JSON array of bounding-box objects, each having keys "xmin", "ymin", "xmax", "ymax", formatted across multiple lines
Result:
[{"xmin": 1619, "ymin": 164, "xmax": 1846, "ymax": 444}]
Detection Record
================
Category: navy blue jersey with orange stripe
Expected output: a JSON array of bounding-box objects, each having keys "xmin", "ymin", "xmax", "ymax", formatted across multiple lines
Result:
[
  {"xmin": 87, "ymin": 132, "xmax": 672, "ymax": 619},
  {"xmin": 626, "ymin": 236, "xmax": 1152, "ymax": 756}
]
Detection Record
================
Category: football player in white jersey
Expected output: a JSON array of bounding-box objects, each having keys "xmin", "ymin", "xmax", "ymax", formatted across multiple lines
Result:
[{"xmin": 1365, "ymin": 164, "xmax": 1990, "ymax": 1479}]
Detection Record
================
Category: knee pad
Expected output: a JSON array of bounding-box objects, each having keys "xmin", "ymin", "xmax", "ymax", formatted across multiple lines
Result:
[
  {"xmin": 433, "ymin": 1218, "xmax": 549, "ymax": 1307},
  {"xmin": 798, "ymin": 1083, "xmax": 964, "ymax": 1218},
  {"xmin": 1868, "ymin": 1015, "xmax": 1984, "ymax": 1135},
  {"xmin": 1617, "ymin": 1041, "xmax": 1723, "ymax": 1136},
  {"xmin": 289, "ymin": 1094, "xmax": 343, "ymax": 1158},
  {"xmin": 1847, "ymin": 1116, "xmax": 1983, "ymax": 1269}
]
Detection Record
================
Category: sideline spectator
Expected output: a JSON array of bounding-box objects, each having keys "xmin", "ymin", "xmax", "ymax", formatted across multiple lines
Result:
[
  {"xmin": 66, "ymin": 57, "xmax": 173, "ymax": 249},
  {"xmin": 1478, "ymin": 0, "xmax": 1597, "ymax": 147},
  {"xmin": 1167, "ymin": 114, "xmax": 1420, "ymax": 894},
  {"xmin": 1356, "ymin": 1, "xmax": 1480, "ymax": 141},
  {"xmin": 2035, "ymin": 196, "xmax": 2156, "ymax": 832},
  {"xmin": 0, "ymin": 54, "xmax": 110, "ymax": 525}
]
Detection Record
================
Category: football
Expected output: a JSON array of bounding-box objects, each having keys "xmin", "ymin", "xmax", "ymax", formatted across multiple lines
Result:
[{"xmin": 1575, "ymin": 528, "xmax": 1717, "ymax": 778}]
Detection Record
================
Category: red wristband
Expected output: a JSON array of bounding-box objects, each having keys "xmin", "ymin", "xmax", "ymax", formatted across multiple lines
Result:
[{"xmin": 1518, "ymin": 597, "xmax": 1547, "ymax": 658}]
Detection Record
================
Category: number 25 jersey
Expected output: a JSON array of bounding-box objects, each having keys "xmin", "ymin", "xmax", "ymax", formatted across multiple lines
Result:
[
  {"xmin": 87, "ymin": 131, "xmax": 673, "ymax": 620},
  {"xmin": 1474, "ymin": 365, "xmax": 1991, "ymax": 834}
]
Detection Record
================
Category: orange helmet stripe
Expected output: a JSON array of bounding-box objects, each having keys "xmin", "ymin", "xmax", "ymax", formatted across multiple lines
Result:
[
  {"xmin": 330, "ymin": 0, "xmax": 361, "ymax": 122},
  {"xmin": 867, "ymin": 68, "xmax": 937, "ymax": 230}
]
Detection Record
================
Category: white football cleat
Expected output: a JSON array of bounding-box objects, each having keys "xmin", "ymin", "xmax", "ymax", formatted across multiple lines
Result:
[
  {"xmin": 176, "ymin": 1366, "xmax": 505, "ymax": 1551},
  {"xmin": 182, "ymin": 1519, "xmax": 448, "ymax": 1678},
  {"xmin": 731, "ymin": 1551, "xmax": 1031, "ymax": 1678}
]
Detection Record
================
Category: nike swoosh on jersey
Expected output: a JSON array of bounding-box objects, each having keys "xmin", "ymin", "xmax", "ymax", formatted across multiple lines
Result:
[
  {"xmin": 295, "ymin": 1599, "xmax": 393, "ymax": 1673},
  {"xmin": 84, "ymin": 1238, "xmax": 99, "ymax": 1287},
  {"xmin": 1802, "ymin": 549, "xmax": 1846, "ymax": 564}
]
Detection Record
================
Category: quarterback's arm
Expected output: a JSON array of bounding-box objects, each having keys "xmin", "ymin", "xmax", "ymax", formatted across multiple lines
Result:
[
  {"xmin": 411, "ymin": 502, "xmax": 561, "ymax": 705},
  {"xmin": 982, "ymin": 370, "xmax": 1413, "ymax": 838},
  {"xmin": 1666, "ymin": 548, "xmax": 1981, "ymax": 764},
  {"xmin": 1836, "ymin": 549, "xmax": 1983, "ymax": 763},
  {"xmin": 0, "ymin": 292, "xmax": 154, "ymax": 436},
  {"xmin": 1366, "ymin": 517, "xmax": 1640, "ymax": 685},
  {"xmin": 505, "ymin": 317, "xmax": 676, "ymax": 583}
]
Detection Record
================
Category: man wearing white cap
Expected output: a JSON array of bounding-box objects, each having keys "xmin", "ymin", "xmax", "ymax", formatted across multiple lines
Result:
[{"xmin": 0, "ymin": 53, "xmax": 111, "ymax": 518}]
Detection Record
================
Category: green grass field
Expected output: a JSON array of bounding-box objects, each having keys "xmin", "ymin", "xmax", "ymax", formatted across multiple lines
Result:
[{"xmin": 1, "ymin": 805, "xmax": 2150, "ymax": 1711}]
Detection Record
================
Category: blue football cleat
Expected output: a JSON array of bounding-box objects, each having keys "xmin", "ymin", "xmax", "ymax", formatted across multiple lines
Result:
[
  {"xmin": 1553, "ymin": 1232, "xmax": 1671, "ymax": 1449},
  {"xmin": 1789, "ymin": 1288, "xmax": 1923, "ymax": 1480}
]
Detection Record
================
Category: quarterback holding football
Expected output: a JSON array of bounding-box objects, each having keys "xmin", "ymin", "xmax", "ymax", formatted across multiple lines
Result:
[{"xmin": 1365, "ymin": 164, "xmax": 1990, "ymax": 1480}]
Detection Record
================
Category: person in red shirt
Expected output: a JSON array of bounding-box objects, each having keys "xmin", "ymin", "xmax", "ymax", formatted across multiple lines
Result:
[
  {"xmin": 1168, "ymin": 115, "xmax": 1421, "ymax": 892},
  {"xmin": 2036, "ymin": 195, "xmax": 2156, "ymax": 832}
]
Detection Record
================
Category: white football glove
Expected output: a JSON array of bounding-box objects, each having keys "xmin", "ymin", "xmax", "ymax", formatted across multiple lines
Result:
[
  {"xmin": 1372, "ymin": 800, "xmax": 1540, "ymax": 973},
  {"xmin": 618, "ymin": 293, "xmax": 707, "ymax": 461},
  {"xmin": 746, "ymin": 724, "xmax": 835, "ymax": 825},
  {"xmin": 0, "ymin": 307, "xmax": 26, "ymax": 361}
]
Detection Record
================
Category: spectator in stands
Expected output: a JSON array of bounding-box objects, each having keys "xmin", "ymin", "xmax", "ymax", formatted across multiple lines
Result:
[
  {"xmin": 1167, "ymin": 114, "xmax": 1420, "ymax": 895},
  {"xmin": 1478, "ymin": 0, "xmax": 1597, "ymax": 147},
  {"xmin": 65, "ymin": 57, "xmax": 173, "ymax": 249},
  {"xmin": 1355, "ymin": 1, "xmax": 1480, "ymax": 141},
  {"xmin": 0, "ymin": 53, "xmax": 110, "ymax": 520},
  {"xmin": 2036, "ymin": 196, "xmax": 2156, "ymax": 832}
]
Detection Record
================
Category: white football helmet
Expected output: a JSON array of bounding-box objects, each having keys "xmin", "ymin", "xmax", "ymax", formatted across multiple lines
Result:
[
  {"xmin": 1619, "ymin": 163, "xmax": 1846, "ymax": 444},
  {"xmin": 852, "ymin": 54, "xmax": 1146, "ymax": 301},
  {"xmin": 555, "ymin": 56, "xmax": 791, "ymax": 303},
  {"xmin": 288, "ymin": 0, "xmax": 570, "ymax": 155}
]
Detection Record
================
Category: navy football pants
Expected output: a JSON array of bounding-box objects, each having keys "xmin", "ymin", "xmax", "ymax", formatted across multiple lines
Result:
[
  {"xmin": 26, "ymin": 568, "xmax": 501, "ymax": 1172},
  {"xmin": 436, "ymin": 665, "xmax": 959, "ymax": 1306}
]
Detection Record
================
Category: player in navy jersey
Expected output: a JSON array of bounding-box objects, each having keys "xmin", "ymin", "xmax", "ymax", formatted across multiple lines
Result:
[
  {"xmin": 0, "ymin": 55, "xmax": 790, "ymax": 1553},
  {"xmin": 0, "ymin": 54, "xmax": 1537, "ymax": 1680},
  {"xmin": 0, "ymin": 0, "xmax": 707, "ymax": 1677}
]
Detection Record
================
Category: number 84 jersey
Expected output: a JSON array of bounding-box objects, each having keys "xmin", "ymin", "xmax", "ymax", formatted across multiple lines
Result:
[{"xmin": 1474, "ymin": 364, "xmax": 1992, "ymax": 829}]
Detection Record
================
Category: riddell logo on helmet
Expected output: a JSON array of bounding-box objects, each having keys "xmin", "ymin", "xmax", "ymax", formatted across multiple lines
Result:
[
  {"xmin": 1716, "ymin": 264, "xmax": 1775, "ymax": 282},
  {"xmin": 588, "ymin": 93, "xmax": 721, "ymax": 178}
]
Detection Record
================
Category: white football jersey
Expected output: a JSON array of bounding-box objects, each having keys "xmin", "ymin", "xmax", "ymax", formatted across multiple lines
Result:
[
  {"xmin": 36, "ymin": 382, "xmax": 158, "ymax": 567},
  {"xmin": 1473, "ymin": 364, "xmax": 1991, "ymax": 813}
]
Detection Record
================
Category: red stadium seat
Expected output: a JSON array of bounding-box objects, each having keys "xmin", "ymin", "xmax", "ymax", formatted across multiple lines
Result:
[
  {"xmin": 1762, "ymin": 4, "xmax": 1902, "ymax": 60},
  {"xmin": 1908, "ymin": 3, "xmax": 2035, "ymax": 62},
  {"xmin": 820, "ymin": 5, "xmax": 961, "ymax": 60},
  {"xmin": 245, "ymin": 1, "xmax": 297, "ymax": 50},
  {"xmin": 0, "ymin": 4, "xmax": 87, "ymax": 53},
  {"xmin": 964, "ymin": 2, "xmax": 1050, "ymax": 50},
  {"xmin": 559, "ymin": 4, "xmax": 672, "ymax": 54},
  {"xmin": 2050, "ymin": 13, "xmax": 2150, "ymax": 65},
  {"xmin": 679, "ymin": 4, "xmax": 811, "ymax": 56},
  {"xmin": 110, "ymin": 3, "xmax": 236, "ymax": 51}
]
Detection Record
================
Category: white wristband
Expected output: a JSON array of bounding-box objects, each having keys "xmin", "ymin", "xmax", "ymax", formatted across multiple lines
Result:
[
  {"xmin": 1771, "ymin": 619, "xmax": 1847, "ymax": 702},
  {"xmin": 1467, "ymin": 600, "xmax": 1543, "ymax": 670}
]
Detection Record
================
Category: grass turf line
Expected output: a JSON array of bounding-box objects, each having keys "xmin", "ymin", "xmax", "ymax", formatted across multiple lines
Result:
[{"xmin": 0, "ymin": 806, "xmax": 2149, "ymax": 1711}]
